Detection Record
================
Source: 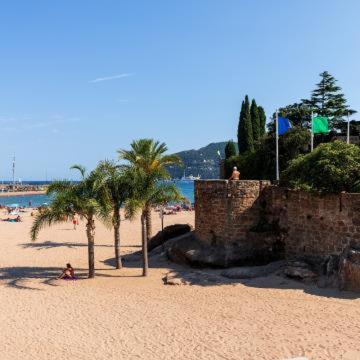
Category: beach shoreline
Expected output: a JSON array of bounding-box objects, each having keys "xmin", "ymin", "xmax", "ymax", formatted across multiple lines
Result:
[{"xmin": 0, "ymin": 190, "xmax": 46, "ymax": 198}]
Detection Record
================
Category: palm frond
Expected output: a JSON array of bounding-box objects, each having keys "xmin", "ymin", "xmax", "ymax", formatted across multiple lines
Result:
[
  {"xmin": 30, "ymin": 208, "xmax": 69, "ymax": 241},
  {"xmin": 70, "ymin": 164, "xmax": 87, "ymax": 178}
]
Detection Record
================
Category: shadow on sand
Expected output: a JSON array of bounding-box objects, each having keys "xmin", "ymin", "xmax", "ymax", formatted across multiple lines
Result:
[
  {"xmin": 20, "ymin": 241, "xmax": 114, "ymax": 250},
  {"xmin": 7, "ymin": 241, "xmax": 359, "ymax": 299},
  {"xmin": 102, "ymin": 248, "xmax": 359, "ymax": 300}
]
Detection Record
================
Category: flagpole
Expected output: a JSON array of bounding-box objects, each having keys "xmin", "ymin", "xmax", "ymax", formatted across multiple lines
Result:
[
  {"xmin": 310, "ymin": 111, "xmax": 314, "ymax": 152},
  {"xmin": 275, "ymin": 110, "xmax": 279, "ymax": 182},
  {"xmin": 347, "ymin": 111, "xmax": 350, "ymax": 144}
]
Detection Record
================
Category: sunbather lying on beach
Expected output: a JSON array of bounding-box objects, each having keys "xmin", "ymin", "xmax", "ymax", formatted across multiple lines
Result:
[{"xmin": 58, "ymin": 263, "xmax": 76, "ymax": 280}]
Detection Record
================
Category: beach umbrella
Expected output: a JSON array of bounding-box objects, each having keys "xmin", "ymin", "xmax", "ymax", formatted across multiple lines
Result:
[{"xmin": 8, "ymin": 203, "xmax": 19, "ymax": 208}]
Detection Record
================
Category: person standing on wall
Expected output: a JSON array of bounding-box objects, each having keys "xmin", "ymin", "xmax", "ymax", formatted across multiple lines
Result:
[{"xmin": 229, "ymin": 166, "xmax": 240, "ymax": 180}]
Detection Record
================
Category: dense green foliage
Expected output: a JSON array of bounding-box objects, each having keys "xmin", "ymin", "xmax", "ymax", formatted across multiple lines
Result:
[
  {"xmin": 237, "ymin": 96, "xmax": 254, "ymax": 153},
  {"xmin": 303, "ymin": 71, "xmax": 355, "ymax": 118},
  {"xmin": 225, "ymin": 128, "xmax": 310, "ymax": 180},
  {"xmin": 281, "ymin": 141, "xmax": 360, "ymax": 193},
  {"xmin": 250, "ymin": 99, "xmax": 260, "ymax": 142},
  {"xmin": 258, "ymin": 106, "xmax": 266, "ymax": 137},
  {"xmin": 237, "ymin": 96, "xmax": 266, "ymax": 154},
  {"xmin": 224, "ymin": 140, "xmax": 237, "ymax": 159}
]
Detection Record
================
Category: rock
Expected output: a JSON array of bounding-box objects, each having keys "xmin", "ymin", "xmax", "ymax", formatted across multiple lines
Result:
[
  {"xmin": 163, "ymin": 270, "xmax": 226, "ymax": 286},
  {"xmin": 284, "ymin": 261, "xmax": 317, "ymax": 280},
  {"xmin": 339, "ymin": 243, "xmax": 360, "ymax": 292},
  {"xmin": 166, "ymin": 232, "xmax": 282, "ymax": 268},
  {"xmin": 148, "ymin": 224, "xmax": 193, "ymax": 252},
  {"xmin": 221, "ymin": 261, "xmax": 285, "ymax": 279}
]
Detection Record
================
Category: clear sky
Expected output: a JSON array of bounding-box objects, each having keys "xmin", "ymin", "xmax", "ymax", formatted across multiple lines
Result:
[{"xmin": 0, "ymin": 0, "xmax": 359, "ymax": 180}]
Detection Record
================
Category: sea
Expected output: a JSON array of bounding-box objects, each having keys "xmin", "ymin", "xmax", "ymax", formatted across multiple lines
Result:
[{"xmin": 0, "ymin": 180, "xmax": 195, "ymax": 208}]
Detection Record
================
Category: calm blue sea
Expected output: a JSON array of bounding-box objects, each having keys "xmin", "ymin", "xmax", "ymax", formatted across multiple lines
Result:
[{"xmin": 0, "ymin": 180, "xmax": 195, "ymax": 207}]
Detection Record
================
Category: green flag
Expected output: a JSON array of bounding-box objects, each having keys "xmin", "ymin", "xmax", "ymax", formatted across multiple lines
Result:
[{"xmin": 312, "ymin": 116, "xmax": 329, "ymax": 134}]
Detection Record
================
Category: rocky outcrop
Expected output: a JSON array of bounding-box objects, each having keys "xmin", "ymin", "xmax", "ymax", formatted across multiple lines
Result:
[
  {"xmin": 166, "ymin": 231, "xmax": 282, "ymax": 268},
  {"xmin": 283, "ymin": 261, "xmax": 317, "ymax": 281},
  {"xmin": 339, "ymin": 243, "xmax": 360, "ymax": 292},
  {"xmin": 148, "ymin": 224, "xmax": 192, "ymax": 252}
]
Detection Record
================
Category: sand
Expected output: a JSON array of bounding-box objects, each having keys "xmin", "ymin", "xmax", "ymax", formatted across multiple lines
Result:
[
  {"xmin": 0, "ymin": 190, "xmax": 46, "ymax": 197},
  {"xmin": 0, "ymin": 209, "xmax": 359, "ymax": 360}
]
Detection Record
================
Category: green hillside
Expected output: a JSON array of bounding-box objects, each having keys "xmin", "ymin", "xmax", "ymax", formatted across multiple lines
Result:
[{"xmin": 167, "ymin": 142, "xmax": 234, "ymax": 179}]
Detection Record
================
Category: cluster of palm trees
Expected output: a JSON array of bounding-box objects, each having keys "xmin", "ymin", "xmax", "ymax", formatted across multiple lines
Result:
[{"xmin": 30, "ymin": 139, "xmax": 183, "ymax": 278}]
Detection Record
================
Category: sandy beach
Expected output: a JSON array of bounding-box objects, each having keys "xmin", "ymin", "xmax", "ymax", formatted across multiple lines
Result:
[
  {"xmin": 0, "ymin": 209, "xmax": 359, "ymax": 360},
  {"xmin": 0, "ymin": 190, "xmax": 46, "ymax": 198}
]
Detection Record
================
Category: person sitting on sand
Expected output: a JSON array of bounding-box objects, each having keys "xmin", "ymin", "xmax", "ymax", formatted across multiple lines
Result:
[
  {"xmin": 58, "ymin": 263, "xmax": 75, "ymax": 280},
  {"xmin": 16, "ymin": 215, "xmax": 22, "ymax": 222},
  {"xmin": 229, "ymin": 166, "xmax": 240, "ymax": 180}
]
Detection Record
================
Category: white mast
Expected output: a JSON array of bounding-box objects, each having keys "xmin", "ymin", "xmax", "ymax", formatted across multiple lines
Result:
[{"xmin": 12, "ymin": 155, "xmax": 16, "ymax": 186}]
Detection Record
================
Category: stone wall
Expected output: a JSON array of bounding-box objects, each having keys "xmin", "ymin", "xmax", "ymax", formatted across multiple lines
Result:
[
  {"xmin": 195, "ymin": 180, "xmax": 360, "ymax": 261},
  {"xmin": 263, "ymin": 187, "xmax": 360, "ymax": 259},
  {"xmin": 195, "ymin": 180, "xmax": 270, "ymax": 245}
]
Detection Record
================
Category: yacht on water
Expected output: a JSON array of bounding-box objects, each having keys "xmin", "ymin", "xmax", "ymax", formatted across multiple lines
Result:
[{"xmin": 181, "ymin": 170, "xmax": 201, "ymax": 181}]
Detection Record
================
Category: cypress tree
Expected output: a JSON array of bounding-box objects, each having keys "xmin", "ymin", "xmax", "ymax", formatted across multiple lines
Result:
[
  {"xmin": 258, "ymin": 106, "xmax": 266, "ymax": 136},
  {"xmin": 250, "ymin": 99, "xmax": 260, "ymax": 141},
  {"xmin": 237, "ymin": 100, "xmax": 245, "ymax": 154},
  {"xmin": 237, "ymin": 95, "xmax": 254, "ymax": 154},
  {"xmin": 225, "ymin": 140, "xmax": 237, "ymax": 159}
]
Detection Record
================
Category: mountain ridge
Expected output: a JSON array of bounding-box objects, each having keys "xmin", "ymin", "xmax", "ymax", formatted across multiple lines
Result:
[{"xmin": 167, "ymin": 141, "xmax": 235, "ymax": 179}]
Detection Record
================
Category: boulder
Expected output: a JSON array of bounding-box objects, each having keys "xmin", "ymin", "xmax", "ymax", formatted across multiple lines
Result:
[
  {"xmin": 166, "ymin": 231, "xmax": 282, "ymax": 268},
  {"xmin": 148, "ymin": 224, "xmax": 193, "ymax": 252},
  {"xmin": 284, "ymin": 261, "xmax": 317, "ymax": 280},
  {"xmin": 339, "ymin": 243, "xmax": 360, "ymax": 292},
  {"xmin": 163, "ymin": 270, "xmax": 227, "ymax": 286}
]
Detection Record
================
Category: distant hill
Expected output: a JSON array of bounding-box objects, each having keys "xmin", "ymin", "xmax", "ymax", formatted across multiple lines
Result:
[{"xmin": 167, "ymin": 142, "xmax": 234, "ymax": 179}]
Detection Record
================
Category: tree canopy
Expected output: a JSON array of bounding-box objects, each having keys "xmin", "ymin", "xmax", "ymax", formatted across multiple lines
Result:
[{"xmin": 281, "ymin": 141, "xmax": 360, "ymax": 193}]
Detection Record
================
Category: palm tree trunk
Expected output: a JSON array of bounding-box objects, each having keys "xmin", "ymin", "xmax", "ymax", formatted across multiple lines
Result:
[
  {"xmin": 141, "ymin": 211, "xmax": 148, "ymax": 276},
  {"xmin": 86, "ymin": 216, "xmax": 95, "ymax": 278},
  {"xmin": 113, "ymin": 206, "xmax": 122, "ymax": 269},
  {"xmin": 145, "ymin": 203, "xmax": 152, "ymax": 242}
]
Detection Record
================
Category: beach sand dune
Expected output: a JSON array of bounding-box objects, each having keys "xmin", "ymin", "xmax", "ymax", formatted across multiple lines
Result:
[{"xmin": 0, "ymin": 209, "xmax": 359, "ymax": 360}]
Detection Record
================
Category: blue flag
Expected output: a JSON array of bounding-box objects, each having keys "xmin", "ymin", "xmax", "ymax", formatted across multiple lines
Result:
[{"xmin": 278, "ymin": 117, "xmax": 291, "ymax": 135}]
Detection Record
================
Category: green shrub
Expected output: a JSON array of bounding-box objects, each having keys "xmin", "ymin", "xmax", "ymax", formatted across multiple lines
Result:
[
  {"xmin": 281, "ymin": 141, "xmax": 360, "ymax": 193},
  {"xmin": 225, "ymin": 128, "xmax": 310, "ymax": 180}
]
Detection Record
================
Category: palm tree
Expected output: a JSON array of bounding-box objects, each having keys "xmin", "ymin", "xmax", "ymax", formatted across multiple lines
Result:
[
  {"xmin": 118, "ymin": 139, "xmax": 182, "ymax": 241},
  {"xmin": 119, "ymin": 139, "xmax": 184, "ymax": 276},
  {"xmin": 93, "ymin": 160, "xmax": 133, "ymax": 269},
  {"xmin": 30, "ymin": 166, "xmax": 109, "ymax": 278}
]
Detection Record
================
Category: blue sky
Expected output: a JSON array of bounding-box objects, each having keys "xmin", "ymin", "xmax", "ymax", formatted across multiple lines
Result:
[{"xmin": 0, "ymin": 0, "xmax": 359, "ymax": 180}]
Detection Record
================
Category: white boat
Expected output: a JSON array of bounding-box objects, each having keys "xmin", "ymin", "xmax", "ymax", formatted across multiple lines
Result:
[{"xmin": 181, "ymin": 171, "xmax": 201, "ymax": 181}]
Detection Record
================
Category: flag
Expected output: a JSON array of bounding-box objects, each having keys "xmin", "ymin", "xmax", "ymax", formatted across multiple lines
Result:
[
  {"xmin": 278, "ymin": 117, "xmax": 292, "ymax": 135},
  {"xmin": 313, "ymin": 116, "xmax": 329, "ymax": 134}
]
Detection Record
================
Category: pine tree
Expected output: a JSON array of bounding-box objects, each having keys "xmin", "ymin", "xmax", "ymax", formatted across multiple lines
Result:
[
  {"xmin": 258, "ymin": 106, "xmax": 266, "ymax": 136},
  {"xmin": 225, "ymin": 140, "xmax": 237, "ymax": 159},
  {"xmin": 237, "ymin": 95, "xmax": 254, "ymax": 154},
  {"xmin": 302, "ymin": 71, "xmax": 356, "ymax": 129},
  {"xmin": 250, "ymin": 99, "xmax": 260, "ymax": 141}
]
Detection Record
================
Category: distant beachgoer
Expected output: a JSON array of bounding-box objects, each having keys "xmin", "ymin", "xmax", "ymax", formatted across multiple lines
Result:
[
  {"xmin": 58, "ymin": 263, "xmax": 75, "ymax": 280},
  {"xmin": 229, "ymin": 166, "xmax": 240, "ymax": 180},
  {"xmin": 16, "ymin": 215, "xmax": 22, "ymax": 222},
  {"xmin": 29, "ymin": 201, "xmax": 32, "ymax": 208},
  {"xmin": 72, "ymin": 217, "xmax": 77, "ymax": 230}
]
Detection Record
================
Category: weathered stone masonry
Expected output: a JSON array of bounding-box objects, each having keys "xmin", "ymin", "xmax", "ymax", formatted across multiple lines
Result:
[{"xmin": 195, "ymin": 180, "xmax": 360, "ymax": 261}]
